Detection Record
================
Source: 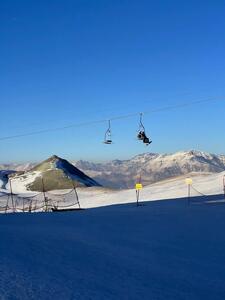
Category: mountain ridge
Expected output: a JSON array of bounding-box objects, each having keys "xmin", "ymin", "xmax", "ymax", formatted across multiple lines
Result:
[
  {"xmin": 74, "ymin": 150, "xmax": 225, "ymax": 188},
  {"xmin": 7, "ymin": 155, "xmax": 101, "ymax": 192},
  {"xmin": 1, "ymin": 150, "xmax": 225, "ymax": 190}
]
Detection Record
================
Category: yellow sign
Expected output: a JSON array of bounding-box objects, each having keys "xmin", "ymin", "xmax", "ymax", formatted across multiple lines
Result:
[
  {"xmin": 185, "ymin": 178, "xmax": 193, "ymax": 185},
  {"xmin": 135, "ymin": 183, "xmax": 143, "ymax": 190}
]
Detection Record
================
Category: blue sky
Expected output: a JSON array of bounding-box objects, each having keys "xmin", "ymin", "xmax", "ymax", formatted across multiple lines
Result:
[{"xmin": 0, "ymin": 0, "xmax": 225, "ymax": 163}]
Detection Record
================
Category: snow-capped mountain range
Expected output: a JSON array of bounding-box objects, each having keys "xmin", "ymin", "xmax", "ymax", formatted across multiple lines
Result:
[
  {"xmin": 1, "ymin": 150, "xmax": 225, "ymax": 190},
  {"xmin": 74, "ymin": 150, "xmax": 225, "ymax": 188},
  {"xmin": 0, "ymin": 163, "xmax": 35, "ymax": 172}
]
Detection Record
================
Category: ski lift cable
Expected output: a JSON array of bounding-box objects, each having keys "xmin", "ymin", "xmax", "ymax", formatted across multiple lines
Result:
[
  {"xmin": 0, "ymin": 96, "xmax": 224, "ymax": 141},
  {"xmin": 3, "ymin": 92, "xmax": 196, "ymax": 132},
  {"xmin": 109, "ymin": 96, "xmax": 225, "ymax": 121}
]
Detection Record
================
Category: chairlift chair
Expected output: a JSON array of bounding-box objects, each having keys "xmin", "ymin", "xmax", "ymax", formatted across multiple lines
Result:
[
  {"xmin": 104, "ymin": 138, "xmax": 112, "ymax": 145},
  {"xmin": 137, "ymin": 113, "xmax": 152, "ymax": 145},
  {"xmin": 104, "ymin": 120, "xmax": 113, "ymax": 144}
]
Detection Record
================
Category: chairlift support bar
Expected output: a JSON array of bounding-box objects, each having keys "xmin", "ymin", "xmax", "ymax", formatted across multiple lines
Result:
[{"xmin": 139, "ymin": 113, "xmax": 145, "ymax": 131}]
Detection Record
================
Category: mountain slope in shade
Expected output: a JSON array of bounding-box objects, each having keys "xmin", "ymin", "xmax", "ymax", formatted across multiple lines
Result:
[
  {"xmin": 74, "ymin": 150, "xmax": 225, "ymax": 188},
  {"xmin": 0, "ymin": 170, "xmax": 15, "ymax": 189},
  {"xmin": 9, "ymin": 155, "xmax": 101, "ymax": 192}
]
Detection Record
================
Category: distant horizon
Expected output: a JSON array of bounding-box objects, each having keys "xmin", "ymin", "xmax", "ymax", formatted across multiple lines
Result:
[{"xmin": 1, "ymin": 148, "xmax": 225, "ymax": 165}]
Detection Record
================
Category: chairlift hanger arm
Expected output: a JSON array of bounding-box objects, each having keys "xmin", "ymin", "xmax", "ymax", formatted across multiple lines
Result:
[{"xmin": 139, "ymin": 113, "xmax": 145, "ymax": 131}]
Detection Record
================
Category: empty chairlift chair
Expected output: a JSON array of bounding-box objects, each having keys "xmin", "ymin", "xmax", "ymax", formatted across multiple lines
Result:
[{"xmin": 104, "ymin": 120, "xmax": 113, "ymax": 144}]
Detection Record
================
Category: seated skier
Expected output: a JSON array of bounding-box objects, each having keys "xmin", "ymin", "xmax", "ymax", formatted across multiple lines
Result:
[{"xmin": 137, "ymin": 131, "xmax": 146, "ymax": 140}]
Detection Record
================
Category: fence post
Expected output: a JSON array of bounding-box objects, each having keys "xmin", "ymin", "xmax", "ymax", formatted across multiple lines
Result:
[
  {"xmin": 41, "ymin": 176, "xmax": 48, "ymax": 212},
  {"xmin": 71, "ymin": 180, "xmax": 80, "ymax": 209},
  {"xmin": 5, "ymin": 195, "xmax": 9, "ymax": 213},
  {"xmin": 185, "ymin": 177, "xmax": 193, "ymax": 205}
]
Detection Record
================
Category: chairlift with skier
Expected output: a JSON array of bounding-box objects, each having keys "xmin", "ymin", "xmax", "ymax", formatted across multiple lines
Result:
[{"xmin": 137, "ymin": 113, "xmax": 152, "ymax": 145}]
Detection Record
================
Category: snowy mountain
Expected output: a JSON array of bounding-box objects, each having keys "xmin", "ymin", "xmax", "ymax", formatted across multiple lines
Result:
[
  {"xmin": 74, "ymin": 150, "xmax": 225, "ymax": 188},
  {"xmin": 2, "ymin": 150, "xmax": 225, "ymax": 190},
  {"xmin": 8, "ymin": 155, "xmax": 101, "ymax": 192},
  {"xmin": 0, "ymin": 163, "xmax": 35, "ymax": 172}
]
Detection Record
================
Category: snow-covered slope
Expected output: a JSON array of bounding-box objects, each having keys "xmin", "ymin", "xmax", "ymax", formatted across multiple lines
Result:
[
  {"xmin": 75, "ymin": 150, "xmax": 225, "ymax": 188},
  {"xmin": 1, "ymin": 185, "xmax": 225, "ymax": 299},
  {"xmin": 1, "ymin": 170, "xmax": 224, "ymax": 211},
  {"xmin": 75, "ymin": 171, "xmax": 225, "ymax": 209}
]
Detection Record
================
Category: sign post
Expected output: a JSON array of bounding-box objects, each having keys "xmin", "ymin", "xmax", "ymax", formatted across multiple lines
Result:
[
  {"xmin": 135, "ymin": 183, "xmax": 143, "ymax": 206},
  {"xmin": 185, "ymin": 177, "xmax": 193, "ymax": 205}
]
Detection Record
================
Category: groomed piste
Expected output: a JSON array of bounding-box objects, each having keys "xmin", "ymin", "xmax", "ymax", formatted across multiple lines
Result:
[{"xmin": 1, "ymin": 194, "xmax": 225, "ymax": 300}]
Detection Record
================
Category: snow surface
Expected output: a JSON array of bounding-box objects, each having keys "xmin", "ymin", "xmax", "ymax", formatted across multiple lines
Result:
[
  {"xmin": 5, "ymin": 171, "xmax": 42, "ymax": 193},
  {"xmin": 1, "ymin": 195, "xmax": 225, "ymax": 299},
  {"xmin": 77, "ymin": 171, "xmax": 225, "ymax": 209},
  {"xmin": 0, "ymin": 172, "xmax": 225, "ymax": 298},
  {"xmin": 0, "ymin": 171, "xmax": 225, "ymax": 212}
]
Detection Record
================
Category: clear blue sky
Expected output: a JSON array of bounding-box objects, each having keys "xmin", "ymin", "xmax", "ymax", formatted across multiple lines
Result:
[{"xmin": 0, "ymin": 0, "xmax": 225, "ymax": 163}]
